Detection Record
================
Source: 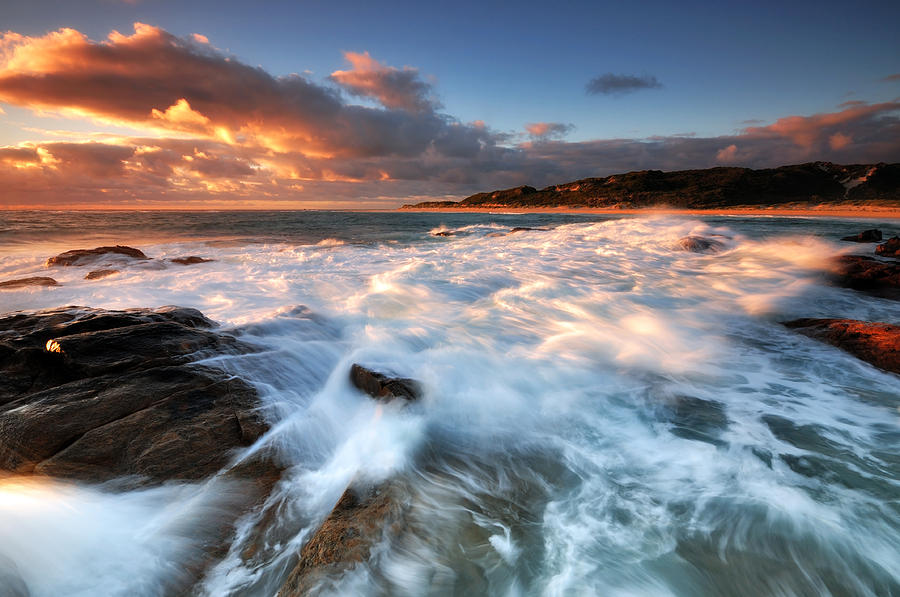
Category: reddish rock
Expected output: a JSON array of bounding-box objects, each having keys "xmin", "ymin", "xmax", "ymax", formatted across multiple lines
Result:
[
  {"xmin": 349, "ymin": 363, "xmax": 421, "ymax": 402},
  {"xmin": 278, "ymin": 482, "xmax": 409, "ymax": 597},
  {"xmin": 278, "ymin": 365, "xmax": 421, "ymax": 595},
  {"xmin": 830, "ymin": 255, "xmax": 900, "ymax": 299},
  {"xmin": 840, "ymin": 229, "xmax": 882, "ymax": 242},
  {"xmin": 84, "ymin": 269, "xmax": 119, "ymax": 280},
  {"xmin": 170, "ymin": 256, "xmax": 215, "ymax": 265},
  {"xmin": 46, "ymin": 245, "xmax": 148, "ymax": 267},
  {"xmin": 0, "ymin": 277, "xmax": 58, "ymax": 289},
  {"xmin": 875, "ymin": 236, "xmax": 900, "ymax": 258},
  {"xmin": 784, "ymin": 318, "xmax": 900, "ymax": 374}
]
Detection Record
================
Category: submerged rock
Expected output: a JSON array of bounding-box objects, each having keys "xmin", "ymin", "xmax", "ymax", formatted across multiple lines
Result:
[
  {"xmin": 875, "ymin": 236, "xmax": 900, "ymax": 258},
  {"xmin": 433, "ymin": 230, "xmax": 456, "ymax": 237},
  {"xmin": 170, "ymin": 256, "xmax": 215, "ymax": 265},
  {"xmin": 830, "ymin": 255, "xmax": 900, "ymax": 299},
  {"xmin": 278, "ymin": 365, "xmax": 421, "ymax": 595},
  {"xmin": 349, "ymin": 363, "xmax": 421, "ymax": 402},
  {"xmin": 0, "ymin": 305, "xmax": 269, "ymax": 484},
  {"xmin": 278, "ymin": 481, "xmax": 409, "ymax": 596},
  {"xmin": 509, "ymin": 226, "xmax": 549, "ymax": 233},
  {"xmin": 840, "ymin": 229, "xmax": 882, "ymax": 242},
  {"xmin": 84, "ymin": 269, "xmax": 119, "ymax": 280},
  {"xmin": 46, "ymin": 245, "xmax": 148, "ymax": 267},
  {"xmin": 0, "ymin": 276, "xmax": 58, "ymax": 289},
  {"xmin": 676, "ymin": 236, "xmax": 725, "ymax": 253},
  {"xmin": 784, "ymin": 318, "xmax": 900, "ymax": 374}
]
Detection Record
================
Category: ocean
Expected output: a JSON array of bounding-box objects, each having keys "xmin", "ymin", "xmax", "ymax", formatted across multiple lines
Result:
[{"xmin": 1, "ymin": 210, "xmax": 898, "ymax": 596}]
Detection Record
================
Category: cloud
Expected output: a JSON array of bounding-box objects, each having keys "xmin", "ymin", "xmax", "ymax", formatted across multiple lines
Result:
[
  {"xmin": 741, "ymin": 102, "xmax": 898, "ymax": 149},
  {"xmin": 716, "ymin": 144, "xmax": 740, "ymax": 163},
  {"xmin": 525, "ymin": 122, "xmax": 574, "ymax": 141},
  {"xmin": 586, "ymin": 73, "xmax": 662, "ymax": 96},
  {"xmin": 0, "ymin": 24, "xmax": 898, "ymax": 208},
  {"xmin": 882, "ymin": 73, "xmax": 900, "ymax": 82},
  {"xmin": 0, "ymin": 24, "xmax": 494, "ymax": 160},
  {"xmin": 329, "ymin": 51, "xmax": 437, "ymax": 113}
]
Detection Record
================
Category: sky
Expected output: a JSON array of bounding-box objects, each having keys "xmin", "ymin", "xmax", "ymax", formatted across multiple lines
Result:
[{"xmin": 0, "ymin": 0, "xmax": 898, "ymax": 209}]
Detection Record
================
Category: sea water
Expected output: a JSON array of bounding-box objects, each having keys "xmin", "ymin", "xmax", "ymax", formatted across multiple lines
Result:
[{"xmin": 0, "ymin": 211, "xmax": 897, "ymax": 596}]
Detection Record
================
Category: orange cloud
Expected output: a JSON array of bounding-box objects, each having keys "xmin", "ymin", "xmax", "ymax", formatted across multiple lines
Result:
[
  {"xmin": 0, "ymin": 24, "xmax": 493, "ymax": 160},
  {"xmin": 743, "ymin": 102, "xmax": 898, "ymax": 149},
  {"xmin": 716, "ymin": 144, "xmax": 739, "ymax": 163},
  {"xmin": 829, "ymin": 132, "xmax": 852, "ymax": 150},
  {"xmin": 0, "ymin": 24, "xmax": 898, "ymax": 209},
  {"xmin": 525, "ymin": 122, "xmax": 574, "ymax": 140},
  {"xmin": 329, "ymin": 51, "xmax": 436, "ymax": 112}
]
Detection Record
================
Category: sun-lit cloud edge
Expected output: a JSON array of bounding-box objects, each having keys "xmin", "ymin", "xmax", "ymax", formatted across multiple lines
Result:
[{"xmin": 1, "ymin": 23, "xmax": 899, "ymax": 209}]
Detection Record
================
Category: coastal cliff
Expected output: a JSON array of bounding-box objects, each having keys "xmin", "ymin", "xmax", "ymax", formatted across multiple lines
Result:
[{"xmin": 403, "ymin": 162, "xmax": 900, "ymax": 209}]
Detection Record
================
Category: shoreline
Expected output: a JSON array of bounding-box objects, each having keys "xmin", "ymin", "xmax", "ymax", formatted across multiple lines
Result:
[{"xmin": 398, "ymin": 206, "xmax": 900, "ymax": 219}]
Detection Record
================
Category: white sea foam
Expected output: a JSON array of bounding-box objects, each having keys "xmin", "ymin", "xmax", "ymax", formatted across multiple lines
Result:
[{"xmin": 0, "ymin": 216, "xmax": 898, "ymax": 596}]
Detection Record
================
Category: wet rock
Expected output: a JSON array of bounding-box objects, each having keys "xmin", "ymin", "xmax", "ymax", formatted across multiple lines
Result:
[
  {"xmin": 170, "ymin": 256, "xmax": 215, "ymax": 265},
  {"xmin": 349, "ymin": 363, "xmax": 421, "ymax": 402},
  {"xmin": 783, "ymin": 318, "xmax": 900, "ymax": 374},
  {"xmin": 0, "ymin": 277, "xmax": 58, "ymax": 289},
  {"xmin": 0, "ymin": 305, "xmax": 269, "ymax": 484},
  {"xmin": 277, "ymin": 365, "xmax": 421, "ymax": 595},
  {"xmin": 676, "ymin": 236, "xmax": 725, "ymax": 253},
  {"xmin": 433, "ymin": 231, "xmax": 456, "ymax": 237},
  {"xmin": 278, "ymin": 481, "xmax": 409, "ymax": 597},
  {"xmin": 84, "ymin": 269, "xmax": 119, "ymax": 280},
  {"xmin": 509, "ymin": 226, "xmax": 549, "ymax": 233},
  {"xmin": 840, "ymin": 229, "xmax": 882, "ymax": 242},
  {"xmin": 46, "ymin": 245, "xmax": 148, "ymax": 267},
  {"xmin": 875, "ymin": 236, "xmax": 900, "ymax": 258},
  {"xmin": 830, "ymin": 255, "xmax": 900, "ymax": 299}
]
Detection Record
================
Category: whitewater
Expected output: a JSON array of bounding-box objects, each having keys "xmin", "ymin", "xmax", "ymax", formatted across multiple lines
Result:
[{"xmin": 0, "ymin": 211, "xmax": 898, "ymax": 596}]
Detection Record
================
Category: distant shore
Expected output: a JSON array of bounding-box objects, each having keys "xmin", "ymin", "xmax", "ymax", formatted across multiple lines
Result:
[{"xmin": 398, "ymin": 205, "xmax": 900, "ymax": 219}]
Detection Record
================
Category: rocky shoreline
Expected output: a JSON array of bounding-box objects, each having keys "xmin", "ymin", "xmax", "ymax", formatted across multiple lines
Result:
[{"xmin": 403, "ymin": 162, "xmax": 900, "ymax": 210}]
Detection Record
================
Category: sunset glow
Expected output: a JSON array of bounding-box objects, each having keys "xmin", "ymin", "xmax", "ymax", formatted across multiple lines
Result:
[{"xmin": 0, "ymin": 2, "xmax": 897, "ymax": 210}]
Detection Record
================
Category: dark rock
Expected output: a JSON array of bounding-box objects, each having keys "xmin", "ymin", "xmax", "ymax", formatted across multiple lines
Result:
[
  {"xmin": 784, "ymin": 318, "xmax": 900, "ymax": 374},
  {"xmin": 84, "ymin": 269, "xmax": 119, "ymax": 280},
  {"xmin": 46, "ymin": 245, "xmax": 148, "ymax": 267},
  {"xmin": 433, "ymin": 231, "xmax": 456, "ymax": 237},
  {"xmin": 0, "ymin": 277, "xmax": 58, "ymax": 289},
  {"xmin": 830, "ymin": 255, "xmax": 900, "ymax": 299},
  {"xmin": 875, "ymin": 236, "xmax": 900, "ymax": 258},
  {"xmin": 349, "ymin": 363, "xmax": 421, "ymax": 402},
  {"xmin": 509, "ymin": 226, "xmax": 549, "ymax": 233},
  {"xmin": 0, "ymin": 305, "xmax": 269, "ymax": 484},
  {"xmin": 840, "ymin": 229, "xmax": 882, "ymax": 242},
  {"xmin": 170, "ymin": 256, "xmax": 215, "ymax": 265},
  {"xmin": 676, "ymin": 236, "xmax": 725, "ymax": 253},
  {"xmin": 278, "ymin": 481, "xmax": 409, "ymax": 597}
]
